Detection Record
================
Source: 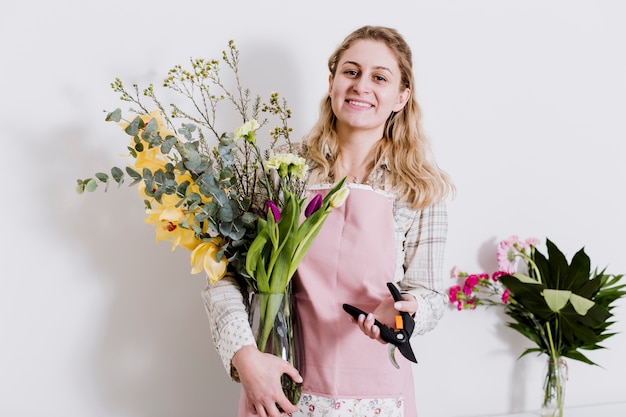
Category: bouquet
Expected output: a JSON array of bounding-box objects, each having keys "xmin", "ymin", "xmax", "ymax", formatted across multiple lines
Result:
[
  {"xmin": 76, "ymin": 41, "xmax": 348, "ymax": 404},
  {"xmin": 450, "ymin": 236, "xmax": 625, "ymax": 416}
]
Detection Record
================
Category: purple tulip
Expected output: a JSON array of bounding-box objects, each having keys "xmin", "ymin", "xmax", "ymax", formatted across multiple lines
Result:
[
  {"xmin": 304, "ymin": 194, "xmax": 323, "ymax": 217},
  {"xmin": 266, "ymin": 200, "xmax": 281, "ymax": 222}
]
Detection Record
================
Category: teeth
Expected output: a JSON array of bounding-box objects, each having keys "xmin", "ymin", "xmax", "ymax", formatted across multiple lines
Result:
[{"xmin": 348, "ymin": 100, "xmax": 372, "ymax": 108}]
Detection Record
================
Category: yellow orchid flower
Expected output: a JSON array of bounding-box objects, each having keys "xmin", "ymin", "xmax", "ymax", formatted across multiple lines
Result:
[
  {"xmin": 135, "ymin": 145, "xmax": 167, "ymax": 172},
  {"xmin": 190, "ymin": 239, "xmax": 228, "ymax": 283},
  {"xmin": 141, "ymin": 177, "xmax": 202, "ymax": 251}
]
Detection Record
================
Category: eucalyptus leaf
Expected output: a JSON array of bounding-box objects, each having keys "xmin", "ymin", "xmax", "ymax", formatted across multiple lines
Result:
[
  {"xmin": 75, "ymin": 181, "xmax": 86, "ymax": 194},
  {"xmin": 95, "ymin": 172, "xmax": 109, "ymax": 183},
  {"xmin": 85, "ymin": 179, "xmax": 97, "ymax": 192},
  {"xmin": 105, "ymin": 108, "xmax": 122, "ymax": 122},
  {"xmin": 125, "ymin": 115, "xmax": 143, "ymax": 136},
  {"xmin": 126, "ymin": 166, "xmax": 141, "ymax": 181},
  {"xmin": 162, "ymin": 135, "xmax": 177, "ymax": 153},
  {"xmin": 111, "ymin": 167, "xmax": 124, "ymax": 184}
]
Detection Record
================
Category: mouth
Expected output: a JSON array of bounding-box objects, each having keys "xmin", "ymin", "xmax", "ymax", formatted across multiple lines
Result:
[{"xmin": 346, "ymin": 99, "xmax": 374, "ymax": 108}]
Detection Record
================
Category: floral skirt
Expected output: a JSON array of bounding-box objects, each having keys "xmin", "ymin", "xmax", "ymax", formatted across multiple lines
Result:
[{"xmin": 293, "ymin": 393, "xmax": 404, "ymax": 417}]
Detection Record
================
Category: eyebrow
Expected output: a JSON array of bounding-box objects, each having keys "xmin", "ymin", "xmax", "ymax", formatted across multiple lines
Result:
[{"xmin": 341, "ymin": 60, "xmax": 394, "ymax": 74}]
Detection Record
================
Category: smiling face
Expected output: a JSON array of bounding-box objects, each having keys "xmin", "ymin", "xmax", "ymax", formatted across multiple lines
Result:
[{"xmin": 329, "ymin": 39, "xmax": 410, "ymax": 140}]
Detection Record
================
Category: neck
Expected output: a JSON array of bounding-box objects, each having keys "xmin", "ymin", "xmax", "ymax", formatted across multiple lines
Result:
[{"xmin": 336, "ymin": 143, "xmax": 377, "ymax": 184}]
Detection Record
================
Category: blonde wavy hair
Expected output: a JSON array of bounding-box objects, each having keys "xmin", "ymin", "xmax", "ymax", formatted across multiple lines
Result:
[{"xmin": 304, "ymin": 25, "xmax": 454, "ymax": 209}]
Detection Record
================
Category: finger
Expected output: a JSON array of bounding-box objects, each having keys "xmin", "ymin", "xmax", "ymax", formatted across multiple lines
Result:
[
  {"xmin": 249, "ymin": 403, "xmax": 261, "ymax": 416},
  {"xmin": 394, "ymin": 294, "xmax": 418, "ymax": 314},
  {"xmin": 364, "ymin": 313, "xmax": 378, "ymax": 339},
  {"xmin": 276, "ymin": 398, "xmax": 299, "ymax": 415},
  {"xmin": 281, "ymin": 364, "xmax": 303, "ymax": 387},
  {"xmin": 255, "ymin": 402, "xmax": 271, "ymax": 417}
]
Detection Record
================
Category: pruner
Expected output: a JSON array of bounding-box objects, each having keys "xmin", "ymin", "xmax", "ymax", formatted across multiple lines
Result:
[{"xmin": 342, "ymin": 282, "xmax": 417, "ymax": 369}]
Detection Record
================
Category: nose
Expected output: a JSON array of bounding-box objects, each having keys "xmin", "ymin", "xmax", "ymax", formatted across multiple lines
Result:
[{"xmin": 351, "ymin": 75, "xmax": 371, "ymax": 94}]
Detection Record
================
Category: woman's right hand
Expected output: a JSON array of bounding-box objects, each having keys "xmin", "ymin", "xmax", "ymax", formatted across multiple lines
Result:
[{"xmin": 231, "ymin": 345, "xmax": 302, "ymax": 416}]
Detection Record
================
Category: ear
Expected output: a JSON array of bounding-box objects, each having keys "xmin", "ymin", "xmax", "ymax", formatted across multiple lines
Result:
[
  {"xmin": 328, "ymin": 74, "xmax": 334, "ymax": 94},
  {"xmin": 392, "ymin": 87, "xmax": 411, "ymax": 112}
]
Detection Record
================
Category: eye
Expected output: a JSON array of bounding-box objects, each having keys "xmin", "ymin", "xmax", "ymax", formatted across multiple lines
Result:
[
  {"xmin": 373, "ymin": 74, "xmax": 388, "ymax": 82},
  {"xmin": 344, "ymin": 69, "xmax": 359, "ymax": 77}
]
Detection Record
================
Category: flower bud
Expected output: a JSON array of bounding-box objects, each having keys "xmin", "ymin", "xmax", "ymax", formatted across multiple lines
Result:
[
  {"xmin": 266, "ymin": 200, "xmax": 281, "ymax": 222},
  {"xmin": 329, "ymin": 186, "xmax": 349, "ymax": 208},
  {"xmin": 304, "ymin": 194, "xmax": 323, "ymax": 217}
]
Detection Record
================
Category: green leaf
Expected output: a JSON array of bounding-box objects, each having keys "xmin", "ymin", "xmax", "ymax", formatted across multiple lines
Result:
[
  {"xmin": 75, "ymin": 180, "xmax": 86, "ymax": 194},
  {"xmin": 85, "ymin": 178, "xmax": 97, "ymax": 192},
  {"xmin": 111, "ymin": 167, "xmax": 124, "ymax": 185},
  {"xmin": 569, "ymin": 293, "xmax": 595, "ymax": 315},
  {"xmin": 125, "ymin": 115, "xmax": 143, "ymax": 136},
  {"xmin": 567, "ymin": 248, "xmax": 592, "ymax": 293},
  {"xmin": 513, "ymin": 273, "xmax": 541, "ymax": 285},
  {"xmin": 543, "ymin": 289, "xmax": 571, "ymax": 312},
  {"xmin": 105, "ymin": 108, "xmax": 121, "ymax": 122},
  {"xmin": 162, "ymin": 135, "xmax": 177, "ymax": 153},
  {"xmin": 126, "ymin": 166, "xmax": 142, "ymax": 184},
  {"xmin": 95, "ymin": 172, "xmax": 109, "ymax": 183}
]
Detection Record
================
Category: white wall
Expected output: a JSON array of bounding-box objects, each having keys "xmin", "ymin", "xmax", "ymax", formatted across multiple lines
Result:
[{"xmin": 1, "ymin": 1, "xmax": 625, "ymax": 416}]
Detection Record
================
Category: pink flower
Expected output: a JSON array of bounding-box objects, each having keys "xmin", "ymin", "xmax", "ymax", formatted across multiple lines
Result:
[
  {"xmin": 449, "ymin": 285, "xmax": 461, "ymax": 303},
  {"xmin": 450, "ymin": 265, "xmax": 461, "ymax": 278},
  {"xmin": 457, "ymin": 301, "xmax": 463, "ymax": 311},
  {"xmin": 375, "ymin": 408, "xmax": 381, "ymax": 415},
  {"xmin": 463, "ymin": 274, "xmax": 479, "ymax": 296},
  {"xmin": 497, "ymin": 240, "xmax": 518, "ymax": 273},
  {"xmin": 333, "ymin": 402, "xmax": 341, "ymax": 410},
  {"xmin": 492, "ymin": 271, "xmax": 506, "ymax": 281},
  {"xmin": 266, "ymin": 200, "xmax": 280, "ymax": 222},
  {"xmin": 501, "ymin": 289, "xmax": 510, "ymax": 304},
  {"xmin": 304, "ymin": 194, "xmax": 323, "ymax": 217},
  {"xmin": 505, "ymin": 235, "xmax": 519, "ymax": 245},
  {"xmin": 525, "ymin": 237, "xmax": 540, "ymax": 247}
]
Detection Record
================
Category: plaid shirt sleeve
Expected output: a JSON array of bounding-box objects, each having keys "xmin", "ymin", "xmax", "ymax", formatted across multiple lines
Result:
[
  {"xmin": 393, "ymin": 200, "xmax": 449, "ymax": 335},
  {"xmin": 201, "ymin": 274, "xmax": 256, "ymax": 381}
]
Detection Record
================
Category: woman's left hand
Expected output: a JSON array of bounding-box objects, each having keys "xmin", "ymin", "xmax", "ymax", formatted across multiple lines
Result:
[{"xmin": 354, "ymin": 294, "xmax": 417, "ymax": 344}]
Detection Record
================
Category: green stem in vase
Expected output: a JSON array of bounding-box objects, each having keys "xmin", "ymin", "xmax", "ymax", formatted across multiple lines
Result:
[{"xmin": 257, "ymin": 292, "xmax": 284, "ymax": 351}]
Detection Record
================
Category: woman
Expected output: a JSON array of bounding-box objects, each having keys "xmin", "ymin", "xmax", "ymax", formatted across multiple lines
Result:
[{"xmin": 203, "ymin": 25, "xmax": 454, "ymax": 417}]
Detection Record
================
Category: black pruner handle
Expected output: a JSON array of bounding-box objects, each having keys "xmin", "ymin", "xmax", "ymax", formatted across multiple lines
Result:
[
  {"xmin": 342, "ymin": 303, "xmax": 398, "ymax": 344},
  {"xmin": 386, "ymin": 282, "xmax": 415, "ymax": 336}
]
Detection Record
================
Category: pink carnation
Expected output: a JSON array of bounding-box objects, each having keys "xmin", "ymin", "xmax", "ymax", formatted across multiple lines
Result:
[
  {"xmin": 492, "ymin": 271, "xmax": 507, "ymax": 281},
  {"xmin": 463, "ymin": 274, "xmax": 479, "ymax": 296},
  {"xmin": 450, "ymin": 266, "xmax": 461, "ymax": 279},
  {"xmin": 501, "ymin": 289, "xmax": 510, "ymax": 304},
  {"xmin": 449, "ymin": 285, "xmax": 461, "ymax": 303}
]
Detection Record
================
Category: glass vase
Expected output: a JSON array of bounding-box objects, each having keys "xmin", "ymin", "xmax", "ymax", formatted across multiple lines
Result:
[
  {"xmin": 540, "ymin": 356, "xmax": 568, "ymax": 417},
  {"xmin": 248, "ymin": 286, "xmax": 302, "ymax": 406}
]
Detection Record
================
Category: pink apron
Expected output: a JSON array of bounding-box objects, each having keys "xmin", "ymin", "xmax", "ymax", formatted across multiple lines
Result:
[{"xmin": 239, "ymin": 186, "xmax": 416, "ymax": 417}]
